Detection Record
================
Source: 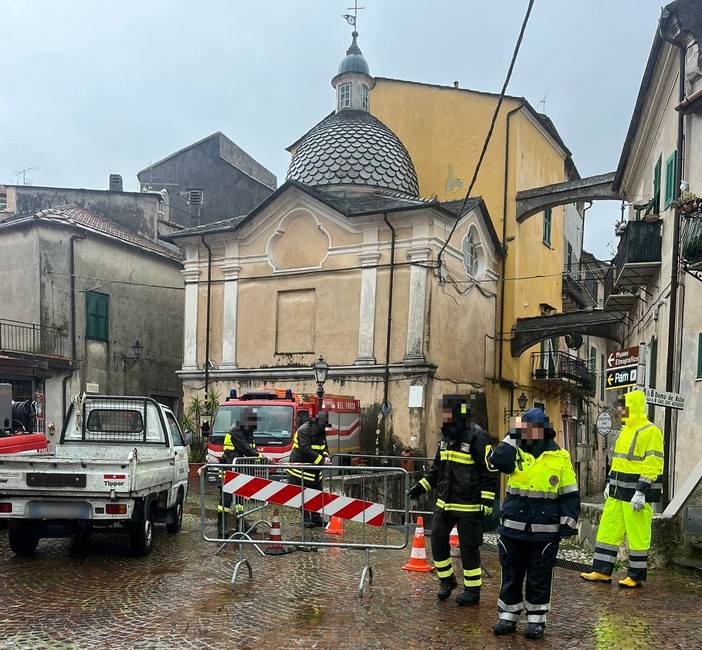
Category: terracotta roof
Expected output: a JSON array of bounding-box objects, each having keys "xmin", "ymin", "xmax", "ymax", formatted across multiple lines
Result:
[{"xmin": 0, "ymin": 204, "xmax": 182, "ymax": 261}]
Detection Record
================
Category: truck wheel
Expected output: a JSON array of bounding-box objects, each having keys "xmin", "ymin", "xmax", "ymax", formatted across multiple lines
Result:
[
  {"xmin": 130, "ymin": 516, "xmax": 154, "ymax": 556},
  {"xmin": 8, "ymin": 523, "xmax": 39, "ymax": 557},
  {"xmin": 166, "ymin": 494, "xmax": 184, "ymax": 534}
]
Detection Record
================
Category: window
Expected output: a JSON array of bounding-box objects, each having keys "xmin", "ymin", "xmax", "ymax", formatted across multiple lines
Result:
[
  {"xmin": 652, "ymin": 156, "xmax": 662, "ymax": 214},
  {"xmin": 361, "ymin": 85, "xmax": 369, "ymax": 111},
  {"xmin": 339, "ymin": 83, "xmax": 351, "ymax": 108},
  {"xmin": 86, "ymin": 292, "xmax": 109, "ymax": 341},
  {"xmin": 697, "ymin": 333, "xmax": 702, "ymax": 379},
  {"xmin": 600, "ymin": 353, "xmax": 605, "ymax": 399},
  {"xmin": 664, "ymin": 151, "xmax": 677, "ymax": 208},
  {"xmin": 590, "ymin": 345, "xmax": 597, "ymax": 397},
  {"xmin": 566, "ymin": 242, "xmax": 573, "ymax": 272},
  {"xmin": 543, "ymin": 208, "xmax": 552, "ymax": 246},
  {"xmin": 462, "ymin": 231, "xmax": 478, "ymax": 277}
]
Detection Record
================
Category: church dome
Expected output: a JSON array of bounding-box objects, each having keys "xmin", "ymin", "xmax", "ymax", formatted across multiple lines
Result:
[
  {"xmin": 337, "ymin": 31, "xmax": 370, "ymax": 75},
  {"xmin": 286, "ymin": 109, "xmax": 419, "ymax": 196}
]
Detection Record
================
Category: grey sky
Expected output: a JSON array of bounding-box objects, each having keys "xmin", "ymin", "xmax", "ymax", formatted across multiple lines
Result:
[{"xmin": 1, "ymin": 0, "xmax": 665, "ymax": 258}]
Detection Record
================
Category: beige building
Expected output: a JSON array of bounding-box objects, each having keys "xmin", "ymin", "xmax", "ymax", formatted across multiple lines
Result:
[{"xmin": 167, "ymin": 33, "xmax": 501, "ymax": 454}]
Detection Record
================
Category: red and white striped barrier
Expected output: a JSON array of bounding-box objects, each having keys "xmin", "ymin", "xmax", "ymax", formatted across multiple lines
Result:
[{"xmin": 222, "ymin": 471, "xmax": 385, "ymax": 527}]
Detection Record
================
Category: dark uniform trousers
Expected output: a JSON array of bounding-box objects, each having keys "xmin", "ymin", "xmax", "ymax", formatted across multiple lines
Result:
[
  {"xmin": 497, "ymin": 535, "xmax": 559, "ymax": 624},
  {"xmin": 432, "ymin": 510, "xmax": 483, "ymax": 589},
  {"xmin": 288, "ymin": 474, "xmax": 324, "ymax": 524}
]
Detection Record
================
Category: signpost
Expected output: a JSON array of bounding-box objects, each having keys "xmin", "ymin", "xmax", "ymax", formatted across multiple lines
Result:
[
  {"xmin": 606, "ymin": 345, "xmax": 640, "ymax": 391},
  {"xmin": 595, "ymin": 410, "xmax": 614, "ymax": 435},
  {"xmin": 644, "ymin": 387, "xmax": 685, "ymax": 410}
]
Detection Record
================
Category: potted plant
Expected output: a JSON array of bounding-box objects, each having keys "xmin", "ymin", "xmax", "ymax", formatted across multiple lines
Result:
[{"xmin": 673, "ymin": 191, "xmax": 699, "ymax": 215}]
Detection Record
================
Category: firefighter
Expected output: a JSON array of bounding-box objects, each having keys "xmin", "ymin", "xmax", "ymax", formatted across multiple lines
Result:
[
  {"xmin": 217, "ymin": 406, "xmax": 264, "ymax": 537},
  {"xmin": 581, "ymin": 389, "xmax": 664, "ymax": 588},
  {"xmin": 407, "ymin": 394, "xmax": 498, "ymax": 606},
  {"xmin": 286, "ymin": 411, "xmax": 332, "ymax": 528},
  {"xmin": 489, "ymin": 407, "xmax": 580, "ymax": 640}
]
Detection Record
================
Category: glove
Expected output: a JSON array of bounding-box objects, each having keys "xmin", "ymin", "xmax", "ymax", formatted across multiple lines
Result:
[
  {"xmin": 604, "ymin": 483, "xmax": 610, "ymax": 500},
  {"xmin": 482, "ymin": 506, "xmax": 493, "ymax": 518},
  {"xmin": 323, "ymin": 456, "xmax": 332, "ymax": 465},
  {"xmin": 407, "ymin": 483, "xmax": 426, "ymax": 501},
  {"xmin": 630, "ymin": 491, "xmax": 646, "ymax": 511}
]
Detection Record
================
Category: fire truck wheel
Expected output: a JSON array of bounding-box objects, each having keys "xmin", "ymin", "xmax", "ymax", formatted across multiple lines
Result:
[
  {"xmin": 166, "ymin": 494, "xmax": 184, "ymax": 534},
  {"xmin": 130, "ymin": 516, "xmax": 154, "ymax": 556},
  {"xmin": 8, "ymin": 523, "xmax": 39, "ymax": 557}
]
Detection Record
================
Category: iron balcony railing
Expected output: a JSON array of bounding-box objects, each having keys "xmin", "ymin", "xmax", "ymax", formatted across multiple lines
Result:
[
  {"xmin": 611, "ymin": 219, "xmax": 662, "ymax": 272},
  {"xmin": 530, "ymin": 350, "xmax": 595, "ymax": 396},
  {"xmin": 562, "ymin": 269, "xmax": 598, "ymax": 310},
  {"xmin": 0, "ymin": 319, "xmax": 68, "ymax": 358},
  {"xmin": 681, "ymin": 213, "xmax": 702, "ymax": 267}
]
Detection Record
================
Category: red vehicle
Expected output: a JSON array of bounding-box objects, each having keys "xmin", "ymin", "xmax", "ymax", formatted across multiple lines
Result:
[{"xmin": 205, "ymin": 388, "xmax": 361, "ymax": 481}]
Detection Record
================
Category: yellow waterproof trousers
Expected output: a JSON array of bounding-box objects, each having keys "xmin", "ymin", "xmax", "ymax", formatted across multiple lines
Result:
[{"xmin": 592, "ymin": 498, "xmax": 652, "ymax": 581}]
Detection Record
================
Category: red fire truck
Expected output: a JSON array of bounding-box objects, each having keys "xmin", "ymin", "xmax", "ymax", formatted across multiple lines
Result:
[{"xmin": 205, "ymin": 388, "xmax": 361, "ymax": 482}]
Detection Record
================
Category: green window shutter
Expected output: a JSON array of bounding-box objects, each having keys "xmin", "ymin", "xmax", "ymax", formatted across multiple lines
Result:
[
  {"xmin": 600, "ymin": 353, "xmax": 605, "ymax": 399},
  {"xmin": 543, "ymin": 208, "xmax": 552, "ymax": 246},
  {"xmin": 697, "ymin": 333, "xmax": 702, "ymax": 379},
  {"xmin": 652, "ymin": 156, "xmax": 662, "ymax": 214},
  {"xmin": 86, "ymin": 292, "xmax": 109, "ymax": 341},
  {"xmin": 664, "ymin": 152, "xmax": 677, "ymax": 208}
]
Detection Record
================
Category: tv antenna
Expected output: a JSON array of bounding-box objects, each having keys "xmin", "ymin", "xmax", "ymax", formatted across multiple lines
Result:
[
  {"xmin": 536, "ymin": 89, "xmax": 550, "ymax": 113},
  {"xmin": 13, "ymin": 166, "xmax": 37, "ymax": 185},
  {"xmin": 342, "ymin": 0, "xmax": 364, "ymax": 28}
]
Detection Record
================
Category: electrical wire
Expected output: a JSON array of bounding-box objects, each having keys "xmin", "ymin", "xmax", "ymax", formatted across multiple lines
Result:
[{"xmin": 435, "ymin": 0, "xmax": 536, "ymax": 275}]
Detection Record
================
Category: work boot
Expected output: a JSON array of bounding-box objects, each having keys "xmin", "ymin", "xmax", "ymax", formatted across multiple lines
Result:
[
  {"xmin": 618, "ymin": 576, "xmax": 642, "ymax": 588},
  {"xmin": 437, "ymin": 576, "xmax": 458, "ymax": 601},
  {"xmin": 493, "ymin": 619, "xmax": 517, "ymax": 636},
  {"xmin": 524, "ymin": 622, "xmax": 545, "ymax": 640},
  {"xmin": 580, "ymin": 571, "xmax": 612, "ymax": 583},
  {"xmin": 455, "ymin": 587, "xmax": 480, "ymax": 606}
]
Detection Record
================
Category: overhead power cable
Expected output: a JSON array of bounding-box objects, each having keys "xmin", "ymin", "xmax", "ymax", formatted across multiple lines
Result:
[{"xmin": 436, "ymin": 0, "xmax": 536, "ymax": 274}]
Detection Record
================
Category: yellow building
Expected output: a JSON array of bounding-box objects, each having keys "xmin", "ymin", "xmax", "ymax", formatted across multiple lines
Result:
[{"xmin": 370, "ymin": 78, "xmax": 577, "ymax": 439}]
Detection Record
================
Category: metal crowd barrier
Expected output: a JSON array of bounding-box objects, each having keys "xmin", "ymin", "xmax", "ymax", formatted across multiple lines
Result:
[{"xmin": 198, "ymin": 460, "xmax": 412, "ymax": 596}]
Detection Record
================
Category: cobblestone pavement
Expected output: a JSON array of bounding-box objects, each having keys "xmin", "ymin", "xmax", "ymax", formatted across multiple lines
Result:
[{"xmin": 0, "ymin": 479, "xmax": 700, "ymax": 650}]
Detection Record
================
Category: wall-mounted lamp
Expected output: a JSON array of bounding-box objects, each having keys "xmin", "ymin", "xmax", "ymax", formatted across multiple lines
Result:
[
  {"xmin": 504, "ymin": 391, "xmax": 529, "ymax": 422},
  {"xmin": 313, "ymin": 355, "xmax": 329, "ymax": 410},
  {"xmin": 122, "ymin": 339, "xmax": 144, "ymax": 371}
]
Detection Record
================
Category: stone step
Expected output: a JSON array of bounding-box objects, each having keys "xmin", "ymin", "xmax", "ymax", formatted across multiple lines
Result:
[
  {"xmin": 689, "ymin": 541, "xmax": 702, "ymax": 559},
  {"xmin": 672, "ymin": 556, "xmax": 702, "ymax": 575}
]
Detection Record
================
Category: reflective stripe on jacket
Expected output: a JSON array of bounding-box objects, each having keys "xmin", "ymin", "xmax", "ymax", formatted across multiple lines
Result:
[
  {"xmin": 608, "ymin": 390, "xmax": 664, "ymax": 503},
  {"xmin": 286, "ymin": 421, "xmax": 329, "ymax": 483},
  {"xmin": 489, "ymin": 440, "xmax": 580, "ymax": 542},
  {"xmin": 419, "ymin": 424, "xmax": 498, "ymax": 517}
]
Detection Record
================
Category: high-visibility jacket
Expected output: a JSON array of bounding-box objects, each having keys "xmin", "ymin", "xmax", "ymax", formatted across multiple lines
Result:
[
  {"xmin": 219, "ymin": 426, "xmax": 262, "ymax": 477},
  {"xmin": 418, "ymin": 423, "xmax": 498, "ymax": 516},
  {"xmin": 286, "ymin": 421, "xmax": 329, "ymax": 483},
  {"xmin": 489, "ymin": 440, "xmax": 580, "ymax": 542},
  {"xmin": 608, "ymin": 390, "xmax": 664, "ymax": 503}
]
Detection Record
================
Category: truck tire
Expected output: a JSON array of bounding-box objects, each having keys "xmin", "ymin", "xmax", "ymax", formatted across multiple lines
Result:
[
  {"xmin": 130, "ymin": 516, "xmax": 154, "ymax": 556},
  {"xmin": 9, "ymin": 523, "xmax": 39, "ymax": 557},
  {"xmin": 166, "ymin": 494, "xmax": 184, "ymax": 534}
]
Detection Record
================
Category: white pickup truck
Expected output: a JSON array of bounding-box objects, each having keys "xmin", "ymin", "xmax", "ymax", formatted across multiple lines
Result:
[{"xmin": 0, "ymin": 395, "xmax": 192, "ymax": 557}]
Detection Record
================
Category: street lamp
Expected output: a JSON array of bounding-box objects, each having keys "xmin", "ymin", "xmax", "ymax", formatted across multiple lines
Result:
[
  {"xmin": 122, "ymin": 339, "xmax": 144, "ymax": 371},
  {"xmin": 313, "ymin": 355, "xmax": 329, "ymax": 410},
  {"xmin": 517, "ymin": 391, "xmax": 528, "ymax": 411}
]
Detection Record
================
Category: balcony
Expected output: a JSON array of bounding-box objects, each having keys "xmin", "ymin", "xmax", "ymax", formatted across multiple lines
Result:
[
  {"xmin": 563, "ymin": 269, "xmax": 598, "ymax": 311},
  {"xmin": 681, "ymin": 213, "xmax": 702, "ymax": 269},
  {"xmin": 0, "ymin": 319, "xmax": 68, "ymax": 358},
  {"xmin": 603, "ymin": 220, "xmax": 661, "ymax": 307},
  {"xmin": 530, "ymin": 350, "xmax": 595, "ymax": 397}
]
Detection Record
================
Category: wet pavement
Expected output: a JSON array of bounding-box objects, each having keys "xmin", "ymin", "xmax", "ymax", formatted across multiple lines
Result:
[{"xmin": 0, "ymin": 478, "xmax": 701, "ymax": 650}]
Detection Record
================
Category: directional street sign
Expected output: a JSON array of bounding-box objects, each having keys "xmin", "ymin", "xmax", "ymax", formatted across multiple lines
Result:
[
  {"xmin": 606, "ymin": 366, "xmax": 638, "ymax": 390},
  {"xmin": 607, "ymin": 346, "xmax": 640, "ymax": 370},
  {"xmin": 644, "ymin": 387, "xmax": 685, "ymax": 410}
]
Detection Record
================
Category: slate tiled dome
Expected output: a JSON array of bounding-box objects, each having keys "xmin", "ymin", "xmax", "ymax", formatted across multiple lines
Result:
[{"xmin": 286, "ymin": 110, "xmax": 420, "ymax": 196}]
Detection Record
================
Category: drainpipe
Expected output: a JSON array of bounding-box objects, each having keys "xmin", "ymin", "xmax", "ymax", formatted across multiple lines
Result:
[
  {"xmin": 659, "ymin": 13, "xmax": 685, "ymax": 505},
  {"xmin": 382, "ymin": 212, "xmax": 396, "ymax": 439},
  {"xmin": 497, "ymin": 102, "xmax": 524, "ymax": 381},
  {"xmin": 201, "ymin": 235, "xmax": 212, "ymax": 398},
  {"xmin": 62, "ymin": 231, "xmax": 87, "ymax": 420}
]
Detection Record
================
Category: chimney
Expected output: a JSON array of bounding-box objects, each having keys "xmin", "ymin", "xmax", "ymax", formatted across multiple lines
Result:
[{"xmin": 109, "ymin": 174, "xmax": 123, "ymax": 192}]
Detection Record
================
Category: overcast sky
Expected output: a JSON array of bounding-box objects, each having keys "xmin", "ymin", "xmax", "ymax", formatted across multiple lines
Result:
[{"xmin": 1, "ymin": 0, "xmax": 666, "ymax": 258}]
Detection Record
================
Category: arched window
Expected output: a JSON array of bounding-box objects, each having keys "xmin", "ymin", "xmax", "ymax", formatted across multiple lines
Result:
[{"xmin": 461, "ymin": 227, "xmax": 483, "ymax": 278}]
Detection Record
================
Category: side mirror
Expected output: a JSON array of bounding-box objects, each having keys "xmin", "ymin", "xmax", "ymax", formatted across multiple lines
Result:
[{"xmin": 183, "ymin": 429, "xmax": 194, "ymax": 446}]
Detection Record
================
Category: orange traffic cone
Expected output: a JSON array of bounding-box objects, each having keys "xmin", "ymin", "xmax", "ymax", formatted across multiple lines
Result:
[
  {"xmin": 265, "ymin": 509, "xmax": 290, "ymax": 556},
  {"xmin": 325, "ymin": 516, "xmax": 345, "ymax": 535},
  {"xmin": 402, "ymin": 516, "xmax": 434, "ymax": 572},
  {"xmin": 449, "ymin": 525, "xmax": 460, "ymax": 557}
]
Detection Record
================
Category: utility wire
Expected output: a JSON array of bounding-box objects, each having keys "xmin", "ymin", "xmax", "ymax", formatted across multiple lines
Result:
[{"xmin": 436, "ymin": 0, "xmax": 536, "ymax": 274}]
